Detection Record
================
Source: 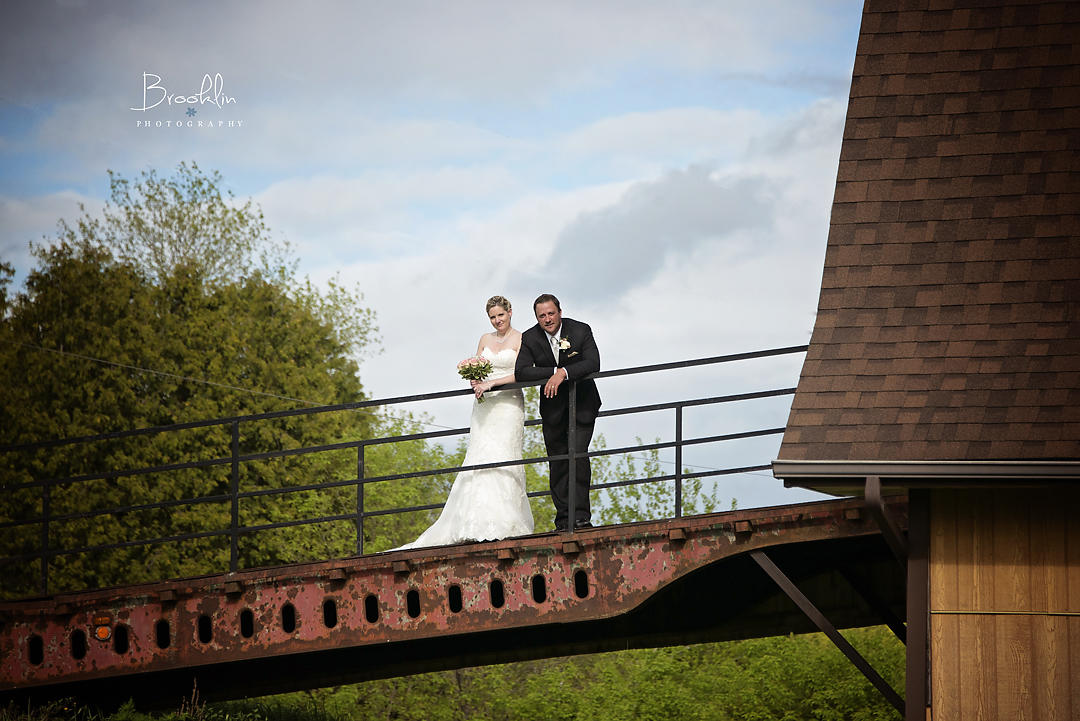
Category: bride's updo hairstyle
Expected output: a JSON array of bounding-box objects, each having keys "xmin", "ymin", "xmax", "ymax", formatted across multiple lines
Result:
[{"xmin": 485, "ymin": 295, "xmax": 512, "ymax": 313}]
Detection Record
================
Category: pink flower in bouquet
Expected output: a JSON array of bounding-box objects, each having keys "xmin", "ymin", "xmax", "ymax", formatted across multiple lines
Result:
[{"xmin": 457, "ymin": 356, "xmax": 494, "ymax": 402}]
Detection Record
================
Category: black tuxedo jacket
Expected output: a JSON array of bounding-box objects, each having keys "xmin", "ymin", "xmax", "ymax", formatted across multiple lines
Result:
[{"xmin": 515, "ymin": 317, "xmax": 601, "ymax": 426}]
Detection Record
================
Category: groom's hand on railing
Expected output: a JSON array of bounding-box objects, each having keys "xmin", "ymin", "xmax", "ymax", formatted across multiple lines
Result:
[{"xmin": 543, "ymin": 368, "xmax": 568, "ymax": 398}]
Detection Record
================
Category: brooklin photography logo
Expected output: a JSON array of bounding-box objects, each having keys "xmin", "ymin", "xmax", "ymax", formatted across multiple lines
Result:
[{"xmin": 130, "ymin": 72, "xmax": 244, "ymax": 129}]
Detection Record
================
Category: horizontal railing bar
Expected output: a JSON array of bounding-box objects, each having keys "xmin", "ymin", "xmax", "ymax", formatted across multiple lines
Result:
[
  {"xmin": 0, "ymin": 427, "xmax": 474, "ymax": 493},
  {"xmin": 684, "ymin": 463, "xmax": 773, "ymax": 479},
  {"xmin": 0, "ymin": 464, "xmax": 761, "ymax": 567},
  {"xmin": 343, "ymin": 464, "xmax": 776, "ymax": 529},
  {"xmin": 0, "ymin": 345, "xmax": 806, "ymax": 597},
  {"xmin": 312, "ymin": 454, "xmax": 564, "ymax": 490},
  {"xmin": 597, "ymin": 388, "xmax": 796, "ymax": 418},
  {"xmin": 575, "ymin": 428, "xmax": 787, "ymax": 461},
  {"xmin": 588, "ymin": 462, "xmax": 774, "ymax": 491},
  {"xmin": 0, "ymin": 385, "xmax": 524, "ymax": 454},
  {"xmin": 0, "ymin": 461, "xmax": 777, "ymax": 540},
  {"xmin": 237, "ymin": 512, "xmax": 360, "ymax": 535},
  {"xmin": 3, "ymin": 394, "xmax": 788, "ymax": 494},
  {"xmin": 232, "ymin": 454, "xmax": 563, "ymax": 503},
  {"xmin": 4, "ymin": 457, "xmax": 234, "ymax": 492},
  {"xmin": 2, "ymin": 433, "xmax": 458, "ymax": 493},
  {"xmin": 0, "ymin": 346, "xmax": 806, "ymax": 453},
  {"xmin": 2, "ymin": 527, "xmax": 232, "ymax": 564},
  {"xmin": 0, "ymin": 431, "xmax": 781, "ymax": 532},
  {"xmin": 0, "ymin": 493, "xmax": 231, "ymax": 531},
  {"xmin": 348, "ymin": 503, "xmax": 445, "ymax": 520},
  {"xmin": 0, "ymin": 454, "xmax": 567, "ymax": 533},
  {"xmin": 592, "ymin": 473, "xmax": 678, "ymax": 491},
  {"xmin": 0, "ymin": 512, "xmax": 383, "ymax": 565},
  {"xmin": 3, "ymin": 418, "xmax": 551, "ymax": 494},
  {"xmin": 235, "ymin": 473, "xmax": 443, "ymax": 501},
  {"xmin": 358, "ymin": 419, "xmax": 545, "ymax": 448},
  {"xmin": 0, "ymin": 464, "xmax": 776, "ymax": 567},
  {"xmin": 4, "ymin": 506, "xmax": 431, "ymax": 564},
  {"xmin": 3, "ymin": 491, "xmax": 567, "ymax": 564},
  {"xmin": 591, "ymin": 345, "xmax": 807, "ymax": 380}
]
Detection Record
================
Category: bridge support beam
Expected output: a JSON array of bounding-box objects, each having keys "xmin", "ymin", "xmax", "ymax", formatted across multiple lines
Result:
[
  {"xmin": 750, "ymin": 549, "xmax": 905, "ymax": 716},
  {"xmin": 865, "ymin": 476, "xmax": 907, "ymax": 570},
  {"xmin": 1, "ymin": 498, "xmax": 908, "ymax": 708},
  {"xmin": 904, "ymin": 490, "xmax": 929, "ymax": 721}
]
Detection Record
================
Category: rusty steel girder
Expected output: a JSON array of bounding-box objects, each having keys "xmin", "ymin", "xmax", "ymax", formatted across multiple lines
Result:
[{"xmin": 0, "ymin": 496, "xmax": 907, "ymax": 706}]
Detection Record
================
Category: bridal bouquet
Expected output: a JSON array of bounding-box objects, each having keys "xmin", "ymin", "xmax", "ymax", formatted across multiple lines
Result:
[{"xmin": 457, "ymin": 356, "xmax": 494, "ymax": 402}]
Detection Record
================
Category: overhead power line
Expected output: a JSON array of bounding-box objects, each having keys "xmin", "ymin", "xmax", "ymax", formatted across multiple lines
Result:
[{"xmin": 3, "ymin": 338, "xmax": 325, "ymax": 407}]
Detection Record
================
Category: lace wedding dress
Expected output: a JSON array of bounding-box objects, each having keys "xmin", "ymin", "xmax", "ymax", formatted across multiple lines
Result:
[{"xmin": 396, "ymin": 346, "xmax": 534, "ymax": 549}]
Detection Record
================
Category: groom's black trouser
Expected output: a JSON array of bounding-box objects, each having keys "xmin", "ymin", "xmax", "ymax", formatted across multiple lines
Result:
[{"xmin": 543, "ymin": 417, "xmax": 594, "ymax": 527}]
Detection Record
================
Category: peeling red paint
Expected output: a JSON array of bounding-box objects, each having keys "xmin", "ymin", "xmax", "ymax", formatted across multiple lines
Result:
[{"xmin": 0, "ymin": 497, "xmax": 906, "ymax": 693}]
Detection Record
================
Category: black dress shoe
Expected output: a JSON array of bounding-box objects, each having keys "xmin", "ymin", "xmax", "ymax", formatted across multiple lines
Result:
[
  {"xmin": 554, "ymin": 522, "xmax": 568, "ymax": 532},
  {"xmin": 573, "ymin": 520, "xmax": 592, "ymax": 529}
]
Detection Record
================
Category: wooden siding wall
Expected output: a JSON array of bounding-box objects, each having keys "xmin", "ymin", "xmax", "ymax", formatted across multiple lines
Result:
[{"xmin": 930, "ymin": 487, "xmax": 1080, "ymax": 719}]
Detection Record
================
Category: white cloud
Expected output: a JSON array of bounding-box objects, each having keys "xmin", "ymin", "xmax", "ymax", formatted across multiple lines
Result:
[
  {"xmin": 256, "ymin": 165, "xmax": 523, "ymax": 265},
  {"xmin": 0, "ymin": 191, "xmax": 102, "ymax": 277},
  {"xmin": 535, "ymin": 166, "xmax": 778, "ymax": 303},
  {"xmin": 1, "ymin": 1, "xmax": 837, "ymax": 105},
  {"xmin": 559, "ymin": 108, "xmax": 763, "ymax": 165},
  {"xmin": 332, "ymin": 102, "xmax": 836, "ymax": 396},
  {"xmin": 0, "ymin": 0, "xmax": 862, "ymax": 510}
]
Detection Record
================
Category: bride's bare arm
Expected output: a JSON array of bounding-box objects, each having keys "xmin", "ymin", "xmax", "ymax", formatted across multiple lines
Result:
[
  {"xmin": 474, "ymin": 368, "xmax": 516, "ymax": 399},
  {"xmin": 478, "ymin": 368, "xmax": 516, "ymax": 389},
  {"xmin": 472, "ymin": 333, "xmax": 520, "ymax": 397}
]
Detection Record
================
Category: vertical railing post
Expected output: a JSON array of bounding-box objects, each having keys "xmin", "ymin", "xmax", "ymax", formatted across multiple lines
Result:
[
  {"xmin": 356, "ymin": 443, "xmax": 365, "ymax": 555},
  {"xmin": 674, "ymin": 405, "xmax": 683, "ymax": 518},
  {"xmin": 229, "ymin": 421, "xmax": 240, "ymax": 574},
  {"xmin": 39, "ymin": 480, "xmax": 50, "ymax": 595},
  {"xmin": 567, "ymin": 381, "xmax": 577, "ymax": 532}
]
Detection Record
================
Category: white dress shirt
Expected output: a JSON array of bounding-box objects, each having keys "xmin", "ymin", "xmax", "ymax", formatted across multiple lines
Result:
[{"xmin": 546, "ymin": 325, "xmax": 569, "ymax": 380}]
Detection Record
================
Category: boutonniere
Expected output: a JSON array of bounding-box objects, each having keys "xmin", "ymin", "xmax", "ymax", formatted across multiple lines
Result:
[{"xmin": 558, "ymin": 337, "xmax": 571, "ymax": 351}]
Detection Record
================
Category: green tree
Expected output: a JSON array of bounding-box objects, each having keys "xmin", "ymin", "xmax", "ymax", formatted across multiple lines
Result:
[
  {"xmin": 592, "ymin": 436, "xmax": 725, "ymax": 524},
  {"xmin": 95, "ymin": 162, "xmax": 288, "ymax": 288},
  {"xmin": 0, "ymin": 163, "xmax": 450, "ymax": 597},
  {"xmin": 0, "ymin": 260, "xmax": 14, "ymax": 316}
]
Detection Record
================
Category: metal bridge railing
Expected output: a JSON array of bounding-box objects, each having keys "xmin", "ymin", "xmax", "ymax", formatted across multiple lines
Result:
[{"xmin": 0, "ymin": 345, "xmax": 807, "ymax": 598}]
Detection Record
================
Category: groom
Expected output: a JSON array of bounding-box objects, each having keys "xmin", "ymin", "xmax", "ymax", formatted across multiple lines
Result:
[{"xmin": 515, "ymin": 294, "xmax": 602, "ymax": 531}]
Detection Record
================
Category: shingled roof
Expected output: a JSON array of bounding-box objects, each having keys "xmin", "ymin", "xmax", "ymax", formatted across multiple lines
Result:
[{"xmin": 774, "ymin": 0, "xmax": 1080, "ymax": 487}]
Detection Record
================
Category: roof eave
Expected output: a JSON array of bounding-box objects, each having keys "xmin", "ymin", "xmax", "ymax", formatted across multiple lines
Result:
[{"xmin": 772, "ymin": 459, "xmax": 1080, "ymax": 496}]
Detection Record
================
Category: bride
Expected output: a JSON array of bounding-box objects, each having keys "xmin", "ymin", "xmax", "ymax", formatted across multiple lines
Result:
[{"xmin": 395, "ymin": 295, "xmax": 534, "ymax": 549}]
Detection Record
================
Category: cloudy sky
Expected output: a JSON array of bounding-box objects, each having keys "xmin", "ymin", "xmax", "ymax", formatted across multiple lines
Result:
[{"xmin": 1, "ymin": 0, "xmax": 863, "ymax": 510}]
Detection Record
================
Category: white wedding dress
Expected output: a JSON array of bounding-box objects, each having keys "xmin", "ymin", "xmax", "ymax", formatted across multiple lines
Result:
[{"xmin": 396, "ymin": 346, "xmax": 534, "ymax": 549}]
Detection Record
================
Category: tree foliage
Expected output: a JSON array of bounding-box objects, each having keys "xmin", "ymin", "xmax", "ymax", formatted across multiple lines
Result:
[
  {"xmin": 92, "ymin": 162, "xmax": 288, "ymax": 288},
  {"xmin": 0, "ymin": 163, "xmax": 437, "ymax": 597},
  {"xmin": 214, "ymin": 626, "xmax": 902, "ymax": 721}
]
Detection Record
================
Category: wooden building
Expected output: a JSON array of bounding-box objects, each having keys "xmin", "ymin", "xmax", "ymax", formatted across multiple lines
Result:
[{"xmin": 771, "ymin": 1, "xmax": 1080, "ymax": 718}]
